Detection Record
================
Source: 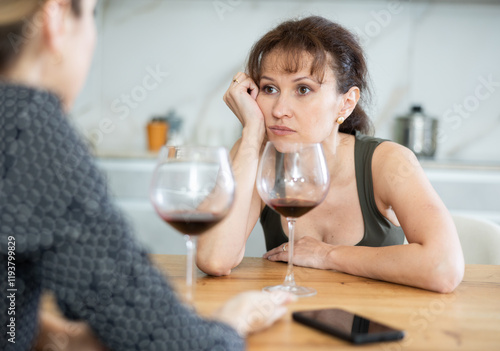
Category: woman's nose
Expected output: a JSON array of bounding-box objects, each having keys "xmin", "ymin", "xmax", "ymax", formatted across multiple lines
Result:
[{"xmin": 272, "ymin": 94, "xmax": 292, "ymax": 119}]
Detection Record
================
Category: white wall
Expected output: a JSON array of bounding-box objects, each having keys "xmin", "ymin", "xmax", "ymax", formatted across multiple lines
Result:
[{"xmin": 72, "ymin": 0, "xmax": 500, "ymax": 162}]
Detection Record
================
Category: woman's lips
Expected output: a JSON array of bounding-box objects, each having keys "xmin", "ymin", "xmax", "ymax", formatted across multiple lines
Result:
[{"xmin": 268, "ymin": 126, "xmax": 296, "ymax": 136}]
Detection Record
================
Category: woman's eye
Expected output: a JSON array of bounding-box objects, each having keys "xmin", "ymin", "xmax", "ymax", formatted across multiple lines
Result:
[
  {"xmin": 263, "ymin": 86, "xmax": 277, "ymax": 94},
  {"xmin": 298, "ymin": 86, "xmax": 311, "ymax": 95}
]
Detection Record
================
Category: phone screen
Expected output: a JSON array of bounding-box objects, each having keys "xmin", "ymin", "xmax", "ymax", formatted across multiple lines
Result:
[{"xmin": 292, "ymin": 308, "xmax": 405, "ymax": 344}]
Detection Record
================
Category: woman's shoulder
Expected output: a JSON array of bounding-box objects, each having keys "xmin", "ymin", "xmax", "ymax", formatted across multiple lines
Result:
[
  {"xmin": 372, "ymin": 139, "xmax": 419, "ymax": 169},
  {"xmin": 370, "ymin": 137, "xmax": 425, "ymax": 198},
  {"xmin": 353, "ymin": 132, "xmax": 415, "ymax": 163}
]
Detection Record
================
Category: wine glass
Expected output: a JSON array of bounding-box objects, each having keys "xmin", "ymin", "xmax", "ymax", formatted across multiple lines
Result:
[
  {"xmin": 256, "ymin": 141, "xmax": 330, "ymax": 297},
  {"xmin": 150, "ymin": 146, "xmax": 235, "ymax": 303}
]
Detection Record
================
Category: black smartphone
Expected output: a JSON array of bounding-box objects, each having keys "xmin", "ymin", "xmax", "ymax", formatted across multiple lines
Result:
[{"xmin": 292, "ymin": 308, "xmax": 405, "ymax": 344}]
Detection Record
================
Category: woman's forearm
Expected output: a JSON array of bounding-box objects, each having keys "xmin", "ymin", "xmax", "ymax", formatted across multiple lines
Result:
[
  {"xmin": 327, "ymin": 243, "xmax": 464, "ymax": 293},
  {"xmin": 197, "ymin": 128, "xmax": 264, "ymax": 275}
]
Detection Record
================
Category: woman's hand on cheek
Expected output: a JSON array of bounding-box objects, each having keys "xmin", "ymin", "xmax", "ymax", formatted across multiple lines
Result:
[
  {"xmin": 264, "ymin": 236, "xmax": 335, "ymax": 270},
  {"xmin": 224, "ymin": 72, "xmax": 265, "ymax": 133}
]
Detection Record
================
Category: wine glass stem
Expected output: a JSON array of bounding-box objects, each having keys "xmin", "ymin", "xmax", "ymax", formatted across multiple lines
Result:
[
  {"xmin": 284, "ymin": 218, "xmax": 297, "ymax": 287},
  {"xmin": 185, "ymin": 234, "xmax": 197, "ymax": 304}
]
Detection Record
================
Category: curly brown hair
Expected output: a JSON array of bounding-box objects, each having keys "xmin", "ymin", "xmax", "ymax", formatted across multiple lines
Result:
[{"xmin": 247, "ymin": 16, "xmax": 373, "ymax": 135}]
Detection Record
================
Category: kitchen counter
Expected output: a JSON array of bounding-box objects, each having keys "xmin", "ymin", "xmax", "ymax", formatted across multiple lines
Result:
[
  {"xmin": 94, "ymin": 150, "xmax": 159, "ymax": 160},
  {"xmin": 419, "ymin": 158, "xmax": 500, "ymax": 171},
  {"xmin": 94, "ymin": 150, "xmax": 500, "ymax": 170}
]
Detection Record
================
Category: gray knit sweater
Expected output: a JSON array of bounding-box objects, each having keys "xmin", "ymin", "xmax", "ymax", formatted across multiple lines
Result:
[{"xmin": 0, "ymin": 83, "xmax": 244, "ymax": 351}]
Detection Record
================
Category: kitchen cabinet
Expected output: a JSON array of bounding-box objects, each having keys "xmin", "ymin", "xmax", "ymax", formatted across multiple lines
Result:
[{"xmin": 421, "ymin": 161, "xmax": 500, "ymax": 223}]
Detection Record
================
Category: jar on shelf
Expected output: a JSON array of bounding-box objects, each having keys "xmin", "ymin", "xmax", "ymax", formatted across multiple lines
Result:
[{"xmin": 147, "ymin": 117, "xmax": 169, "ymax": 152}]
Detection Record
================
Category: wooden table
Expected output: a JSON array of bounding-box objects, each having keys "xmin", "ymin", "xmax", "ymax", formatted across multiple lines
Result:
[{"xmin": 151, "ymin": 255, "xmax": 500, "ymax": 351}]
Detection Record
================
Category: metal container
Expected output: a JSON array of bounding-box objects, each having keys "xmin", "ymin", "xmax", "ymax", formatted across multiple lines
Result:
[{"xmin": 394, "ymin": 105, "xmax": 438, "ymax": 158}]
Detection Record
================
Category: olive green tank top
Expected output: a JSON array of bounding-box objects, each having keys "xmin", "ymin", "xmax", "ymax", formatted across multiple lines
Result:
[{"xmin": 259, "ymin": 133, "xmax": 405, "ymax": 251}]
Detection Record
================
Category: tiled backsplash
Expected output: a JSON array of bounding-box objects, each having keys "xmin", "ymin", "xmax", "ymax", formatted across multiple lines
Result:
[{"xmin": 72, "ymin": 0, "xmax": 500, "ymax": 162}]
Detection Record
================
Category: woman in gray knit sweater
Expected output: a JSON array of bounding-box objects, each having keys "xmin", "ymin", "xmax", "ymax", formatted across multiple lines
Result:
[{"xmin": 0, "ymin": 1, "xmax": 293, "ymax": 350}]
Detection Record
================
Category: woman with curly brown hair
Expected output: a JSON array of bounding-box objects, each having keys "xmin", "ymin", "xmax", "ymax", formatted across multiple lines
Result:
[{"xmin": 197, "ymin": 16, "xmax": 464, "ymax": 294}]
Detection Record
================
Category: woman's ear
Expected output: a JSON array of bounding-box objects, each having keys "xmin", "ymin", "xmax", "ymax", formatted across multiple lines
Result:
[
  {"xmin": 340, "ymin": 86, "xmax": 360, "ymax": 119},
  {"xmin": 41, "ymin": 0, "xmax": 71, "ymax": 58}
]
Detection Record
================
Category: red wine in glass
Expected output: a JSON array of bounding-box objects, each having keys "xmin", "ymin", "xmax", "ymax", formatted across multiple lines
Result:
[
  {"xmin": 150, "ymin": 146, "xmax": 235, "ymax": 304},
  {"xmin": 268, "ymin": 198, "xmax": 319, "ymax": 218},
  {"xmin": 160, "ymin": 212, "xmax": 224, "ymax": 235},
  {"xmin": 257, "ymin": 141, "xmax": 330, "ymax": 297}
]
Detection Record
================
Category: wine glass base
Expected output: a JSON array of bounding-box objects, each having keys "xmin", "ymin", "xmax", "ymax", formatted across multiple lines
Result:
[{"xmin": 263, "ymin": 284, "xmax": 317, "ymax": 297}]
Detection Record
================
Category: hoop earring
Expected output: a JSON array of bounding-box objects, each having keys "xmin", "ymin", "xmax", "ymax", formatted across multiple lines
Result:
[{"xmin": 337, "ymin": 116, "xmax": 345, "ymax": 125}]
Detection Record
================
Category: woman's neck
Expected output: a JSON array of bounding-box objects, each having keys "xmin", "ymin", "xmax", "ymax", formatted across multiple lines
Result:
[
  {"xmin": 321, "ymin": 131, "xmax": 354, "ymax": 184},
  {"xmin": 4, "ymin": 53, "xmax": 45, "ymax": 87},
  {"xmin": 4, "ymin": 52, "xmax": 68, "ymax": 111}
]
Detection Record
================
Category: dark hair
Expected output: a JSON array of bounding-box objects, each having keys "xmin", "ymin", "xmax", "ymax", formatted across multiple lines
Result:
[
  {"xmin": 0, "ymin": 0, "xmax": 82, "ymax": 74},
  {"xmin": 247, "ymin": 16, "xmax": 373, "ymax": 135}
]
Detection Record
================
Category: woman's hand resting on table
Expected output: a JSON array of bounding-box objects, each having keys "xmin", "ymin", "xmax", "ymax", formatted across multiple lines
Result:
[
  {"xmin": 34, "ymin": 311, "xmax": 109, "ymax": 351},
  {"xmin": 35, "ymin": 291, "xmax": 295, "ymax": 349},
  {"xmin": 263, "ymin": 236, "xmax": 336, "ymax": 271},
  {"xmin": 212, "ymin": 290, "xmax": 297, "ymax": 336}
]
